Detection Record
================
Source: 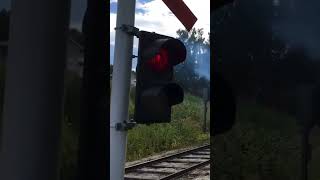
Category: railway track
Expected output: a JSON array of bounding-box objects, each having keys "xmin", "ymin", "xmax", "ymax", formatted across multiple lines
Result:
[{"xmin": 124, "ymin": 144, "xmax": 210, "ymax": 180}]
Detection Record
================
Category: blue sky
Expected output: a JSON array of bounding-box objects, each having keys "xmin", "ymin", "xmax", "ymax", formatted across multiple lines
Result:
[
  {"xmin": 110, "ymin": 0, "xmax": 150, "ymax": 14},
  {"xmin": 110, "ymin": 0, "xmax": 210, "ymax": 71}
]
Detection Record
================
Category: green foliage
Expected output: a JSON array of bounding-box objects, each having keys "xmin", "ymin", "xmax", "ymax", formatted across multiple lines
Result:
[
  {"xmin": 129, "ymin": 86, "xmax": 135, "ymax": 103},
  {"xmin": 64, "ymin": 70, "xmax": 81, "ymax": 129},
  {"xmin": 126, "ymin": 94, "xmax": 209, "ymax": 162},
  {"xmin": 60, "ymin": 70, "xmax": 81, "ymax": 179},
  {"xmin": 60, "ymin": 117, "xmax": 79, "ymax": 180},
  {"xmin": 128, "ymin": 87, "xmax": 135, "ymax": 120},
  {"xmin": 213, "ymin": 101, "xmax": 302, "ymax": 180}
]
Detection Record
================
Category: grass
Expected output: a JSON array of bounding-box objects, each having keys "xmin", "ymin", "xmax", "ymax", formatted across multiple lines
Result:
[
  {"xmin": 212, "ymin": 100, "xmax": 306, "ymax": 180},
  {"xmin": 60, "ymin": 118, "xmax": 79, "ymax": 180},
  {"xmin": 126, "ymin": 89, "xmax": 210, "ymax": 162}
]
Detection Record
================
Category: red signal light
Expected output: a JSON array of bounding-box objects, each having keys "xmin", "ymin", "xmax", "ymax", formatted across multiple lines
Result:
[{"xmin": 147, "ymin": 48, "xmax": 169, "ymax": 72}]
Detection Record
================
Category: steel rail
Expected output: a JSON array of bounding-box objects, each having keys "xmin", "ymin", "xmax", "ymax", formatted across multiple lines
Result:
[
  {"xmin": 125, "ymin": 144, "xmax": 209, "ymax": 173},
  {"xmin": 124, "ymin": 144, "xmax": 210, "ymax": 180},
  {"xmin": 160, "ymin": 159, "xmax": 210, "ymax": 180}
]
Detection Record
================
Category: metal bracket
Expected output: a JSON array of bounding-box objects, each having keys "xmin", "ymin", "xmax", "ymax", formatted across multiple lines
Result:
[
  {"xmin": 115, "ymin": 24, "xmax": 140, "ymax": 37},
  {"xmin": 115, "ymin": 120, "xmax": 137, "ymax": 131}
]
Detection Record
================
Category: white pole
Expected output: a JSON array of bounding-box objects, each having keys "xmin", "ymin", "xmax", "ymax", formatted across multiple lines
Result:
[
  {"xmin": 110, "ymin": 0, "xmax": 136, "ymax": 179},
  {"xmin": 0, "ymin": 0, "xmax": 70, "ymax": 179}
]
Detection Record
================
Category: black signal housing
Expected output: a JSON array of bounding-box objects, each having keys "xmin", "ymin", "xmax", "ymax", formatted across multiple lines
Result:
[{"xmin": 134, "ymin": 31, "xmax": 186, "ymax": 124}]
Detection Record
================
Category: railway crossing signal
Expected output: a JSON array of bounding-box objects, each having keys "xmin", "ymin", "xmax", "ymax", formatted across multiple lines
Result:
[{"xmin": 134, "ymin": 31, "xmax": 186, "ymax": 124}]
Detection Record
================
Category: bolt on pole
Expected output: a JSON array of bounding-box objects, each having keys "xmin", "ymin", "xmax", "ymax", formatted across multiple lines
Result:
[{"xmin": 110, "ymin": 0, "xmax": 136, "ymax": 179}]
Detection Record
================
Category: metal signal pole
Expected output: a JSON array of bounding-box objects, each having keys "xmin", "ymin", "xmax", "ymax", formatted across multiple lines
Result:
[
  {"xmin": 0, "ymin": 0, "xmax": 70, "ymax": 179},
  {"xmin": 110, "ymin": 0, "xmax": 136, "ymax": 179}
]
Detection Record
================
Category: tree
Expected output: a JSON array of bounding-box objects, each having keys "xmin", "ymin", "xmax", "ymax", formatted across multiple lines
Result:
[
  {"xmin": 211, "ymin": 1, "xmax": 318, "ymax": 179},
  {"xmin": 175, "ymin": 28, "xmax": 210, "ymax": 96}
]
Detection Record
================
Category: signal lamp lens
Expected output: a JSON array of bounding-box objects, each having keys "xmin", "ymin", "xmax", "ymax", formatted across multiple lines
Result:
[
  {"xmin": 162, "ymin": 39, "xmax": 186, "ymax": 65},
  {"xmin": 147, "ymin": 48, "xmax": 169, "ymax": 72}
]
